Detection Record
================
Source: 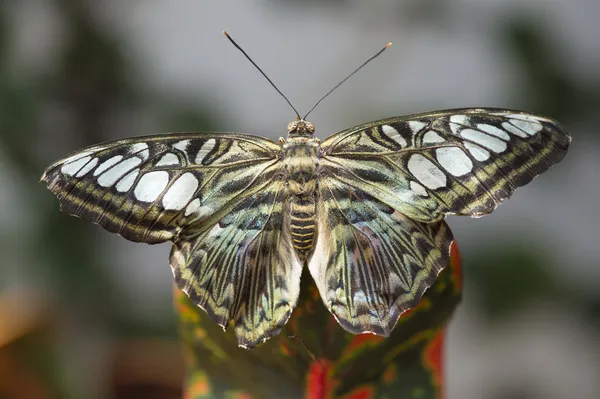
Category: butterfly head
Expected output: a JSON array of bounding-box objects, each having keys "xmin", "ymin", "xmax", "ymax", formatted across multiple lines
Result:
[{"xmin": 287, "ymin": 119, "xmax": 315, "ymax": 137}]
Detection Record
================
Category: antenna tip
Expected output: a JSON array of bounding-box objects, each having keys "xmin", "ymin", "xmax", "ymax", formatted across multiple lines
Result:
[
  {"xmin": 223, "ymin": 31, "xmax": 230, "ymax": 38},
  {"xmin": 386, "ymin": 42, "xmax": 392, "ymax": 48}
]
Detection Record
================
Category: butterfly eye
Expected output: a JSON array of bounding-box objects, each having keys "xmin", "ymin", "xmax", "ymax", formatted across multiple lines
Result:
[
  {"xmin": 304, "ymin": 121, "xmax": 315, "ymax": 134},
  {"xmin": 287, "ymin": 120, "xmax": 298, "ymax": 132}
]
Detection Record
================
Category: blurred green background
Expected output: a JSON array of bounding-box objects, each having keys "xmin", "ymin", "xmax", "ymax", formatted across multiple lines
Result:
[{"xmin": 1, "ymin": 1, "xmax": 599, "ymax": 398}]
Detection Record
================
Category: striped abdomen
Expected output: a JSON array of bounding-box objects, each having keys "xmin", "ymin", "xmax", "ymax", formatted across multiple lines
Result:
[{"xmin": 290, "ymin": 195, "xmax": 316, "ymax": 255}]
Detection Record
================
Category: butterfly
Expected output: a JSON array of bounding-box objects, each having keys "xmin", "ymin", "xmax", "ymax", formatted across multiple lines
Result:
[
  {"xmin": 41, "ymin": 107, "xmax": 570, "ymax": 347},
  {"xmin": 41, "ymin": 34, "xmax": 571, "ymax": 349}
]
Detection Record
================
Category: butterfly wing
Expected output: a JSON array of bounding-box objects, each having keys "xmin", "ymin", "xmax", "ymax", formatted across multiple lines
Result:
[
  {"xmin": 41, "ymin": 132, "xmax": 281, "ymax": 243},
  {"xmin": 171, "ymin": 181, "xmax": 303, "ymax": 348},
  {"xmin": 311, "ymin": 108, "xmax": 570, "ymax": 335},
  {"xmin": 309, "ymin": 178, "xmax": 452, "ymax": 335},
  {"xmin": 320, "ymin": 108, "xmax": 571, "ymax": 222},
  {"xmin": 42, "ymin": 132, "xmax": 302, "ymax": 347}
]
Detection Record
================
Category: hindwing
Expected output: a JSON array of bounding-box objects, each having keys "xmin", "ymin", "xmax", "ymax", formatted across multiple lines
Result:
[
  {"xmin": 171, "ymin": 181, "xmax": 302, "ymax": 348},
  {"xmin": 308, "ymin": 177, "xmax": 453, "ymax": 335}
]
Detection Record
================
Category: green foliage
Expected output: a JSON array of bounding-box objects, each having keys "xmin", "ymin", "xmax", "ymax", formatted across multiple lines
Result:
[
  {"xmin": 466, "ymin": 244, "xmax": 559, "ymax": 320},
  {"xmin": 501, "ymin": 14, "xmax": 600, "ymax": 122}
]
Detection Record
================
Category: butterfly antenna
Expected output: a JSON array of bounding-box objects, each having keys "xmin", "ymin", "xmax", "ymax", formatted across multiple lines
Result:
[
  {"xmin": 224, "ymin": 31, "xmax": 301, "ymax": 120},
  {"xmin": 303, "ymin": 42, "xmax": 392, "ymax": 120}
]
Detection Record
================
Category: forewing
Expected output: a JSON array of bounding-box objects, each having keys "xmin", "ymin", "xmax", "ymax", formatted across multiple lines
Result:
[
  {"xmin": 41, "ymin": 132, "xmax": 281, "ymax": 243},
  {"xmin": 309, "ymin": 178, "xmax": 453, "ymax": 335},
  {"xmin": 321, "ymin": 108, "xmax": 570, "ymax": 221},
  {"xmin": 171, "ymin": 182, "xmax": 303, "ymax": 348}
]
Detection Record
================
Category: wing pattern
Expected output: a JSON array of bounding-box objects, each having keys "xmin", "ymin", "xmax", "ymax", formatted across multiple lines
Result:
[
  {"xmin": 41, "ymin": 133, "xmax": 281, "ymax": 243},
  {"xmin": 41, "ymin": 107, "xmax": 571, "ymax": 347},
  {"xmin": 309, "ymin": 177, "xmax": 453, "ymax": 335},
  {"xmin": 308, "ymin": 108, "xmax": 570, "ymax": 336},
  {"xmin": 171, "ymin": 182, "xmax": 303, "ymax": 348},
  {"xmin": 321, "ymin": 108, "xmax": 570, "ymax": 222},
  {"xmin": 41, "ymin": 132, "xmax": 298, "ymax": 347}
]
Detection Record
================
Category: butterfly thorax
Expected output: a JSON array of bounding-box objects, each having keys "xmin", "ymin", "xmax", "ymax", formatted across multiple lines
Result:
[{"xmin": 281, "ymin": 135, "xmax": 320, "ymax": 257}]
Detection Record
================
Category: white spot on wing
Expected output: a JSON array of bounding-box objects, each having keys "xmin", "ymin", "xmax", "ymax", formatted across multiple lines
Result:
[
  {"xmin": 185, "ymin": 198, "xmax": 201, "ymax": 216},
  {"xmin": 407, "ymin": 154, "xmax": 447, "ymax": 189},
  {"xmin": 61, "ymin": 156, "xmax": 91, "ymax": 176},
  {"xmin": 450, "ymin": 115, "xmax": 469, "ymax": 125},
  {"xmin": 162, "ymin": 173, "xmax": 199, "ymax": 210},
  {"xmin": 410, "ymin": 181, "xmax": 428, "ymax": 196},
  {"xmin": 502, "ymin": 122, "xmax": 528, "ymax": 138},
  {"xmin": 195, "ymin": 139, "xmax": 216, "ymax": 164},
  {"xmin": 94, "ymin": 155, "xmax": 123, "ymax": 176},
  {"xmin": 131, "ymin": 143, "xmax": 148, "ymax": 151},
  {"xmin": 461, "ymin": 129, "xmax": 507, "ymax": 153},
  {"xmin": 157, "ymin": 153, "xmax": 179, "ymax": 166},
  {"xmin": 382, "ymin": 125, "xmax": 407, "ymax": 147},
  {"xmin": 422, "ymin": 130, "xmax": 445, "ymax": 144},
  {"xmin": 477, "ymin": 124, "xmax": 510, "ymax": 141},
  {"xmin": 97, "ymin": 157, "xmax": 142, "ymax": 187},
  {"xmin": 508, "ymin": 116, "xmax": 543, "ymax": 136},
  {"xmin": 134, "ymin": 171, "xmax": 170, "ymax": 202},
  {"xmin": 436, "ymin": 147, "xmax": 473, "ymax": 177},
  {"xmin": 75, "ymin": 157, "xmax": 98, "ymax": 177},
  {"xmin": 116, "ymin": 169, "xmax": 139, "ymax": 192},
  {"xmin": 62, "ymin": 150, "xmax": 94, "ymax": 165},
  {"xmin": 173, "ymin": 140, "xmax": 190, "ymax": 152},
  {"xmin": 408, "ymin": 121, "xmax": 427, "ymax": 134},
  {"xmin": 130, "ymin": 143, "xmax": 149, "ymax": 160},
  {"xmin": 464, "ymin": 142, "xmax": 490, "ymax": 162},
  {"xmin": 206, "ymin": 223, "xmax": 225, "ymax": 238},
  {"xmin": 194, "ymin": 205, "xmax": 215, "ymax": 220},
  {"xmin": 449, "ymin": 115, "xmax": 469, "ymax": 135}
]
